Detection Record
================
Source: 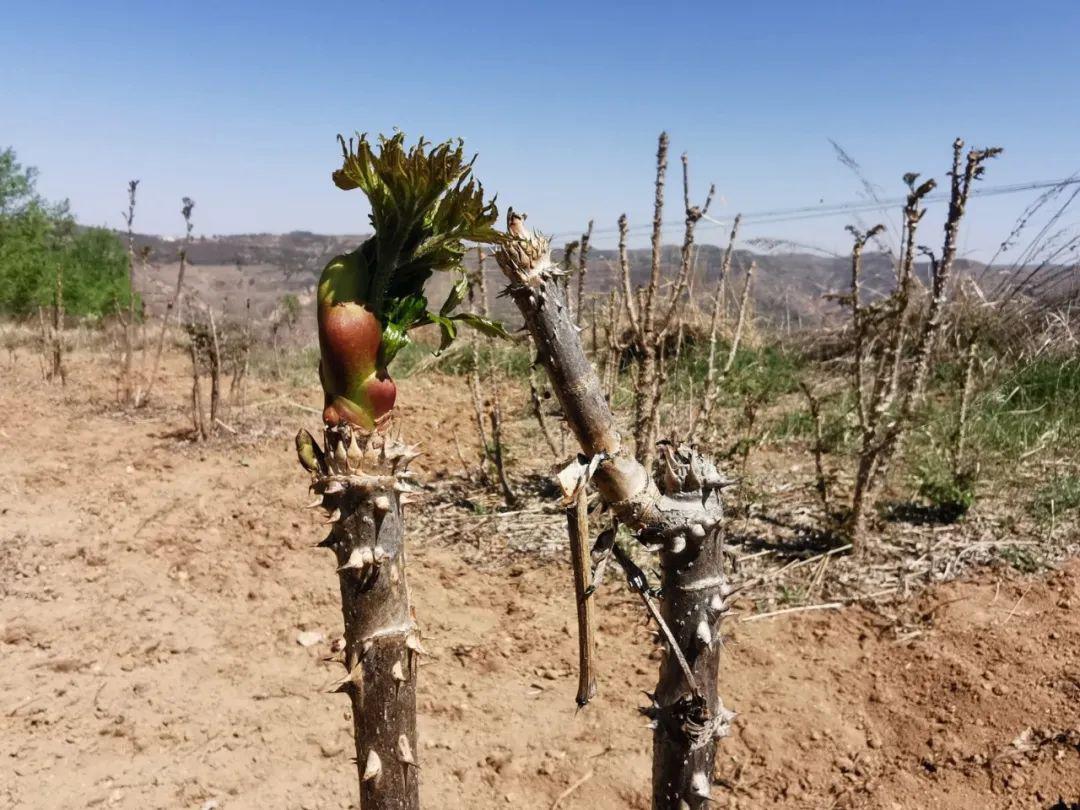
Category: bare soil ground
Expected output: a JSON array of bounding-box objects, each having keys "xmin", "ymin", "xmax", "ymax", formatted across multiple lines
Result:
[{"xmin": 2, "ymin": 349, "xmax": 1079, "ymax": 809}]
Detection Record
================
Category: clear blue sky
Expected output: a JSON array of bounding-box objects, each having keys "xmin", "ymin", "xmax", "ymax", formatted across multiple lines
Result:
[{"xmin": 3, "ymin": 1, "xmax": 1078, "ymax": 256}]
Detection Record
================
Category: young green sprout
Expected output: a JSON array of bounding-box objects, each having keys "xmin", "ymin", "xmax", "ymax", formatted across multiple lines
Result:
[{"xmin": 318, "ymin": 132, "xmax": 509, "ymax": 429}]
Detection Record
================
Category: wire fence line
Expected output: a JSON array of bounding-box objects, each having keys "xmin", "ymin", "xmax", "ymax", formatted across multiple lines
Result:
[{"xmin": 545, "ymin": 175, "xmax": 1080, "ymax": 243}]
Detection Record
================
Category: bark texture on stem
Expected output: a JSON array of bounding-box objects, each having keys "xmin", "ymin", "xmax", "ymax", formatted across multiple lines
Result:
[
  {"xmin": 297, "ymin": 427, "xmax": 421, "ymax": 810},
  {"xmin": 496, "ymin": 212, "xmax": 733, "ymax": 809},
  {"xmin": 645, "ymin": 443, "xmax": 735, "ymax": 809}
]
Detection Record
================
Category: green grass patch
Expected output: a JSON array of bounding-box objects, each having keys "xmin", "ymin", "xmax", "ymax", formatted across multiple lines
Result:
[
  {"xmin": 969, "ymin": 356, "xmax": 1080, "ymax": 459},
  {"xmin": 393, "ymin": 336, "xmax": 535, "ymax": 380},
  {"xmin": 674, "ymin": 341, "xmax": 804, "ymax": 404},
  {"xmin": 1029, "ymin": 474, "xmax": 1080, "ymax": 523},
  {"xmin": 768, "ymin": 386, "xmax": 859, "ymax": 453}
]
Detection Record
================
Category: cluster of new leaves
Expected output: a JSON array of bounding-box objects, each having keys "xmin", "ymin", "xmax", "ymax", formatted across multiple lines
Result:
[
  {"xmin": 331, "ymin": 132, "xmax": 508, "ymax": 366},
  {"xmin": 378, "ymin": 273, "xmax": 509, "ymax": 366}
]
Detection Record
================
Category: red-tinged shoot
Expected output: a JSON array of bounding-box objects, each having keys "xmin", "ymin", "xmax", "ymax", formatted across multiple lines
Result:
[{"xmin": 318, "ymin": 133, "xmax": 510, "ymax": 430}]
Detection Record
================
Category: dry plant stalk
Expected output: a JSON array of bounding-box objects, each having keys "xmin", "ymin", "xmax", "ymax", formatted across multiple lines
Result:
[
  {"xmin": 496, "ymin": 210, "xmax": 734, "ymax": 809},
  {"xmin": 600, "ymin": 289, "xmax": 622, "ymax": 401},
  {"xmin": 466, "ymin": 247, "xmax": 519, "ymax": 502},
  {"xmin": 843, "ymin": 139, "xmax": 1001, "ymax": 546},
  {"xmin": 228, "ymin": 294, "xmax": 252, "ymax": 411},
  {"xmin": 466, "ymin": 250, "xmax": 494, "ymax": 481},
  {"xmin": 120, "ymin": 179, "xmax": 139, "ymax": 405},
  {"xmin": 574, "ymin": 220, "xmax": 594, "ymax": 326},
  {"xmin": 140, "ymin": 196, "xmax": 195, "ymax": 407},
  {"xmin": 47, "ymin": 258, "xmax": 65, "ymax": 384},
  {"xmin": 566, "ymin": 485, "xmax": 597, "ymax": 706},
  {"xmin": 208, "ymin": 310, "xmax": 222, "ymax": 429},
  {"xmin": 722, "ymin": 261, "xmax": 756, "ymax": 375},
  {"xmin": 951, "ymin": 338, "xmax": 979, "ymax": 473},
  {"xmin": 799, "ymin": 382, "xmax": 831, "ymax": 514},
  {"xmin": 689, "ymin": 215, "xmax": 742, "ymax": 439},
  {"xmin": 619, "ymin": 134, "xmax": 715, "ymax": 463},
  {"xmin": 185, "ymin": 312, "xmax": 224, "ymax": 440},
  {"xmin": 488, "ymin": 393, "xmax": 518, "ymax": 507},
  {"xmin": 188, "ymin": 336, "xmax": 207, "ymax": 441}
]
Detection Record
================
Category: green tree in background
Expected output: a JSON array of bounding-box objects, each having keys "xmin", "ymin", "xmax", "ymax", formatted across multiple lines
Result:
[{"xmin": 0, "ymin": 147, "xmax": 132, "ymax": 317}]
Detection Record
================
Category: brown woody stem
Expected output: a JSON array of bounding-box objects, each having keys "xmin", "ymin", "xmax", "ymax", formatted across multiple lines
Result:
[
  {"xmin": 299, "ymin": 428, "xmax": 421, "ymax": 810},
  {"xmin": 567, "ymin": 486, "xmax": 598, "ymax": 707},
  {"xmin": 495, "ymin": 213, "xmax": 734, "ymax": 809}
]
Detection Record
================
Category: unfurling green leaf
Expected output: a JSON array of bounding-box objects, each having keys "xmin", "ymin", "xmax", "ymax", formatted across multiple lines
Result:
[
  {"xmin": 378, "ymin": 321, "xmax": 411, "ymax": 368},
  {"xmin": 428, "ymin": 313, "xmax": 457, "ymax": 354},
  {"xmin": 384, "ymin": 293, "xmax": 428, "ymax": 330},
  {"xmin": 377, "ymin": 293, "xmax": 428, "ymax": 367},
  {"xmin": 452, "ymin": 312, "xmax": 512, "ymax": 341},
  {"xmin": 440, "ymin": 273, "xmax": 469, "ymax": 316}
]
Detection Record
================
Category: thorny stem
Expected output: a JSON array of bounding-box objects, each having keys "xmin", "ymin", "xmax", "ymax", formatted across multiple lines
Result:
[
  {"xmin": 619, "ymin": 214, "xmax": 641, "ymax": 335},
  {"xmin": 632, "ymin": 343, "xmax": 659, "ymax": 465},
  {"xmin": 643, "ymin": 132, "xmax": 669, "ymax": 336},
  {"xmin": 495, "ymin": 212, "xmax": 734, "ymax": 809},
  {"xmin": 229, "ymin": 296, "xmax": 252, "ymax": 410},
  {"xmin": 846, "ymin": 143, "xmax": 997, "ymax": 546},
  {"xmin": 189, "ymin": 338, "xmax": 207, "ymax": 441},
  {"xmin": 625, "ymin": 137, "xmax": 718, "ymax": 463},
  {"xmin": 297, "ymin": 428, "xmax": 422, "ymax": 810},
  {"xmin": 601, "ymin": 289, "xmax": 623, "ymax": 402},
  {"xmin": 657, "ymin": 154, "xmax": 714, "ymax": 334},
  {"xmin": 627, "ymin": 134, "xmax": 671, "ymax": 465},
  {"xmin": 848, "ymin": 224, "xmax": 885, "ymax": 434},
  {"xmin": 867, "ymin": 176, "xmax": 933, "ymax": 426},
  {"xmin": 845, "ymin": 224, "xmax": 886, "ymax": 543},
  {"xmin": 610, "ymin": 541, "xmax": 699, "ymax": 696},
  {"xmin": 208, "ymin": 309, "xmax": 222, "ymax": 430},
  {"xmin": 846, "ymin": 140, "xmax": 999, "ymax": 545},
  {"xmin": 896, "ymin": 141, "xmax": 1001, "ymax": 424}
]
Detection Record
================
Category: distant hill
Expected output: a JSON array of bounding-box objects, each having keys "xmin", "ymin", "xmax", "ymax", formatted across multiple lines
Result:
[
  {"xmin": 131, "ymin": 230, "xmax": 365, "ymax": 275},
  {"xmin": 124, "ymin": 229, "xmax": 1011, "ymax": 334}
]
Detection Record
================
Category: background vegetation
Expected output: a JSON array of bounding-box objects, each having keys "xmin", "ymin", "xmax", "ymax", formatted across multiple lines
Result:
[{"xmin": 0, "ymin": 148, "xmax": 131, "ymax": 318}]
